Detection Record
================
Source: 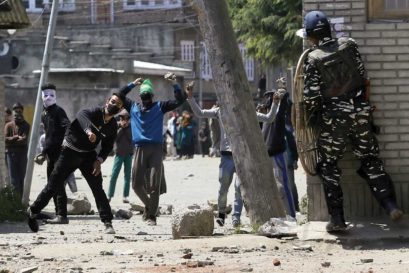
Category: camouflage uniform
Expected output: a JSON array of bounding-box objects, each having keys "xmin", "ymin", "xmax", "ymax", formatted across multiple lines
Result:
[{"xmin": 303, "ymin": 37, "xmax": 397, "ymax": 216}]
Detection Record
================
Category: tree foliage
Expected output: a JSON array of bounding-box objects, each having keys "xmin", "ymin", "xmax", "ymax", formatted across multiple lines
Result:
[{"xmin": 228, "ymin": 0, "xmax": 303, "ymax": 65}]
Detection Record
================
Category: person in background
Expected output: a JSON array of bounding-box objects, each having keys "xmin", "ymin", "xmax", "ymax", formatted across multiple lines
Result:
[
  {"xmin": 198, "ymin": 122, "xmax": 210, "ymax": 157},
  {"xmin": 107, "ymin": 109, "xmax": 133, "ymax": 203},
  {"xmin": 4, "ymin": 102, "xmax": 30, "ymax": 197}
]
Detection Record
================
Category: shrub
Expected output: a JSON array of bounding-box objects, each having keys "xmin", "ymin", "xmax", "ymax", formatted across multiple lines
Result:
[{"xmin": 0, "ymin": 186, "xmax": 27, "ymax": 222}]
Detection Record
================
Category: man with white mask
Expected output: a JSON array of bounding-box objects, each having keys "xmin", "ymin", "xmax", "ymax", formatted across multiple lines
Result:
[{"xmin": 35, "ymin": 83, "xmax": 71, "ymax": 224}]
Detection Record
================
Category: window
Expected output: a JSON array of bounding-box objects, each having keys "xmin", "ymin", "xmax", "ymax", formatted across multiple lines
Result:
[
  {"xmin": 200, "ymin": 42, "xmax": 212, "ymax": 80},
  {"xmin": 239, "ymin": 43, "xmax": 254, "ymax": 82},
  {"xmin": 368, "ymin": 0, "xmax": 409, "ymax": 20},
  {"xmin": 180, "ymin": 40, "xmax": 195, "ymax": 62},
  {"xmin": 25, "ymin": 0, "xmax": 75, "ymax": 12},
  {"xmin": 124, "ymin": 0, "xmax": 182, "ymax": 10},
  {"xmin": 24, "ymin": 0, "xmax": 44, "ymax": 12}
]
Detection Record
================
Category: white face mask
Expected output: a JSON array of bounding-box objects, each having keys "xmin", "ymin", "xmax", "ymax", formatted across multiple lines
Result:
[{"xmin": 42, "ymin": 89, "xmax": 57, "ymax": 107}]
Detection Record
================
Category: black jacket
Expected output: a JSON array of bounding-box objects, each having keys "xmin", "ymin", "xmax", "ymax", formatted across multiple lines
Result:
[
  {"xmin": 65, "ymin": 106, "xmax": 117, "ymax": 161},
  {"xmin": 41, "ymin": 104, "xmax": 70, "ymax": 156},
  {"xmin": 262, "ymin": 93, "xmax": 289, "ymax": 156}
]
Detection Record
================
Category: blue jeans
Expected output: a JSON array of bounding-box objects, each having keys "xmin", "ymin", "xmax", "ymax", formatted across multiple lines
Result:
[
  {"xmin": 271, "ymin": 153, "xmax": 296, "ymax": 217},
  {"xmin": 218, "ymin": 154, "xmax": 243, "ymax": 220}
]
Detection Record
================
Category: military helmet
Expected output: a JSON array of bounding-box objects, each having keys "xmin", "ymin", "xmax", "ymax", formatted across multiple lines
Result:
[{"xmin": 304, "ymin": 10, "xmax": 331, "ymax": 40}]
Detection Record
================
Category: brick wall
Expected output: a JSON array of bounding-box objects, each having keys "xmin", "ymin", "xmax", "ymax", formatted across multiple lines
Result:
[{"xmin": 304, "ymin": 0, "xmax": 409, "ymax": 220}]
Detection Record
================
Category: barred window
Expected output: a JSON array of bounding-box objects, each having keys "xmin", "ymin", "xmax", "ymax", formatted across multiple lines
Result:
[
  {"xmin": 180, "ymin": 40, "xmax": 195, "ymax": 62},
  {"xmin": 124, "ymin": 0, "xmax": 182, "ymax": 10},
  {"xmin": 200, "ymin": 42, "xmax": 212, "ymax": 80},
  {"xmin": 24, "ymin": 0, "xmax": 75, "ymax": 12},
  {"xmin": 239, "ymin": 44, "xmax": 254, "ymax": 82},
  {"xmin": 368, "ymin": 0, "xmax": 409, "ymax": 20}
]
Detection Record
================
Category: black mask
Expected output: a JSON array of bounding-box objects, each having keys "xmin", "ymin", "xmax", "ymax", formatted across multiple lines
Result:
[{"xmin": 106, "ymin": 104, "xmax": 120, "ymax": 116}]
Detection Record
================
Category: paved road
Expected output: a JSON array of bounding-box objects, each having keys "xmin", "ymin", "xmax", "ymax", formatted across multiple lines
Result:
[{"xmin": 29, "ymin": 155, "xmax": 307, "ymax": 215}]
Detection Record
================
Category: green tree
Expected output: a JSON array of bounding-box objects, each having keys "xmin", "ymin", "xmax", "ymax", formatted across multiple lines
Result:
[{"xmin": 228, "ymin": 0, "xmax": 302, "ymax": 65}]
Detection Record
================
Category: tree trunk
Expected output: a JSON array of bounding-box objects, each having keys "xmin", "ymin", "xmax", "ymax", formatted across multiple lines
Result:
[{"xmin": 190, "ymin": 0, "xmax": 286, "ymax": 224}]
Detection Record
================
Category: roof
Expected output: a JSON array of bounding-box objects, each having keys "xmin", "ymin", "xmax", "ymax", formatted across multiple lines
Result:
[
  {"xmin": 32, "ymin": 68, "xmax": 125, "ymax": 74},
  {"xmin": 0, "ymin": 0, "xmax": 30, "ymax": 29},
  {"xmin": 133, "ymin": 60, "xmax": 191, "ymax": 76}
]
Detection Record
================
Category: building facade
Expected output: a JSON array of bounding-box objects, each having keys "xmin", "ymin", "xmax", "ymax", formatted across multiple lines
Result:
[
  {"xmin": 304, "ymin": 0, "xmax": 409, "ymax": 220},
  {"xmin": 4, "ymin": 0, "xmax": 260, "ymax": 120}
]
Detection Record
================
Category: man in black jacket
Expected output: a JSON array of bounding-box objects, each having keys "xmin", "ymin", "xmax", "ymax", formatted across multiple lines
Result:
[
  {"xmin": 36, "ymin": 83, "xmax": 71, "ymax": 224},
  {"xmin": 27, "ymin": 79, "xmax": 140, "ymax": 234}
]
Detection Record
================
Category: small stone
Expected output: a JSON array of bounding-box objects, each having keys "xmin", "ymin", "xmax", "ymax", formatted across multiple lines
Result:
[
  {"xmin": 321, "ymin": 261, "xmax": 331, "ymax": 267},
  {"xmin": 274, "ymin": 246, "xmax": 279, "ymax": 250},
  {"xmin": 157, "ymin": 253, "xmax": 164, "ymax": 257},
  {"xmin": 60, "ymin": 231, "xmax": 64, "ymax": 235},
  {"xmin": 240, "ymin": 268, "xmax": 253, "ymax": 272},
  {"xmin": 186, "ymin": 261, "xmax": 199, "ymax": 268},
  {"xmin": 360, "ymin": 258, "xmax": 374, "ymax": 263},
  {"xmin": 43, "ymin": 257, "xmax": 55, "ymax": 261},
  {"xmin": 272, "ymin": 258, "xmax": 281, "ymax": 266},
  {"xmin": 100, "ymin": 251, "xmax": 114, "ymax": 256},
  {"xmin": 171, "ymin": 267, "xmax": 176, "ymax": 272},
  {"xmin": 182, "ymin": 253, "xmax": 193, "ymax": 259},
  {"xmin": 114, "ymin": 235, "xmax": 126, "ymax": 240},
  {"xmin": 137, "ymin": 231, "xmax": 148, "ymax": 235},
  {"xmin": 293, "ymin": 245, "xmax": 313, "ymax": 251},
  {"xmin": 20, "ymin": 266, "xmax": 38, "ymax": 273},
  {"xmin": 182, "ymin": 248, "xmax": 192, "ymax": 254},
  {"xmin": 211, "ymin": 247, "xmax": 225, "ymax": 252},
  {"xmin": 154, "ymin": 263, "xmax": 159, "ymax": 266}
]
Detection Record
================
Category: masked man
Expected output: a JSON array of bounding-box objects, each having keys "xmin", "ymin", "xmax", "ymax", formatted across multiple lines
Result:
[
  {"xmin": 119, "ymin": 74, "xmax": 186, "ymax": 226},
  {"xmin": 303, "ymin": 10, "xmax": 402, "ymax": 232},
  {"xmin": 35, "ymin": 83, "xmax": 71, "ymax": 224},
  {"xmin": 27, "ymin": 81, "xmax": 137, "ymax": 234}
]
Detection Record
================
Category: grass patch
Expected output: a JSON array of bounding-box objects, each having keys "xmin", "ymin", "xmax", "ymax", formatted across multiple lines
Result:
[{"xmin": 0, "ymin": 186, "xmax": 27, "ymax": 222}]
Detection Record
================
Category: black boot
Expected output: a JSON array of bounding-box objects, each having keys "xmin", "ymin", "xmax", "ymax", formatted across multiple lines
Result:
[
  {"xmin": 382, "ymin": 199, "xmax": 403, "ymax": 221},
  {"xmin": 216, "ymin": 213, "xmax": 226, "ymax": 227},
  {"xmin": 326, "ymin": 214, "xmax": 347, "ymax": 233}
]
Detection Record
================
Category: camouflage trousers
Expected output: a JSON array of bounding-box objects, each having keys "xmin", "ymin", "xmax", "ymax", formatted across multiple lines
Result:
[{"xmin": 316, "ymin": 109, "xmax": 396, "ymax": 216}]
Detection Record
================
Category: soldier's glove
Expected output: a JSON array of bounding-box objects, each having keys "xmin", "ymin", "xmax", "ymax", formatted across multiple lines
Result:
[
  {"xmin": 164, "ymin": 72, "xmax": 177, "ymax": 82},
  {"xmin": 34, "ymin": 153, "xmax": 46, "ymax": 165}
]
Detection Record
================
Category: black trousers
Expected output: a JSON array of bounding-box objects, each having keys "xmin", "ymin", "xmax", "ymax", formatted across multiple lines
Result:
[
  {"xmin": 46, "ymin": 150, "xmax": 68, "ymax": 217},
  {"xmin": 31, "ymin": 147, "xmax": 113, "ymax": 223}
]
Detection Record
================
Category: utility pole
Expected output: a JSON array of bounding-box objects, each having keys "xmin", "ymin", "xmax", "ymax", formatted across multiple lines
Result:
[
  {"xmin": 22, "ymin": 2, "xmax": 59, "ymax": 205},
  {"xmin": 190, "ymin": 0, "xmax": 285, "ymax": 224}
]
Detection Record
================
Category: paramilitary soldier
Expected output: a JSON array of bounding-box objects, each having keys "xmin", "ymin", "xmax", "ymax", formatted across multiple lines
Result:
[{"xmin": 302, "ymin": 10, "xmax": 403, "ymax": 232}]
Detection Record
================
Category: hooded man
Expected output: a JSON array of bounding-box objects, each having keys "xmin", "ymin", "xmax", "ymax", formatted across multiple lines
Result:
[
  {"xmin": 118, "ymin": 73, "xmax": 186, "ymax": 226},
  {"xmin": 27, "ymin": 81, "xmax": 136, "ymax": 234},
  {"xmin": 35, "ymin": 83, "xmax": 71, "ymax": 224}
]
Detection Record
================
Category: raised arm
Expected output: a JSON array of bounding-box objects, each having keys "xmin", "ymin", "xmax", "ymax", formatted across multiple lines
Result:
[
  {"xmin": 118, "ymin": 78, "xmax": 143, "ymax": 113},
  {"xmin": 185, "ymin": 82, "xmax": 218, "ymax": 119},
  {"xmin": 160, "ymin": 72, "xmax": 187, "ymax": 113}
]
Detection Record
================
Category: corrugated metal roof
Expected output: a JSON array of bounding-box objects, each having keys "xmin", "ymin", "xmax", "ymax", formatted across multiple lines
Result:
[
  {"xmin": 32, "ymin": 68, "xmax": 125, "ymax": 74},
  {"xmin": 0, "ymin": 0, "xmax": 30, "ymax": 29}
]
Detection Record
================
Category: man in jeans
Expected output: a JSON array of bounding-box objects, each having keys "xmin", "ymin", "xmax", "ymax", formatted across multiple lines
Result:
[
  {"xmin": 27, "ymin": 82, "xmax": 136, "ymax": 234},
  {"xmin": 186, "ymin": 85, "xmax": 283, "ymax": 227}
]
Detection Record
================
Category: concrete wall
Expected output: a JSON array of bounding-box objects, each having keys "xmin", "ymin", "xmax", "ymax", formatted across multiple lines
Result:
[{"xmin": 304, "ymin": 0, "xmax": 409, "ymax": 220}]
